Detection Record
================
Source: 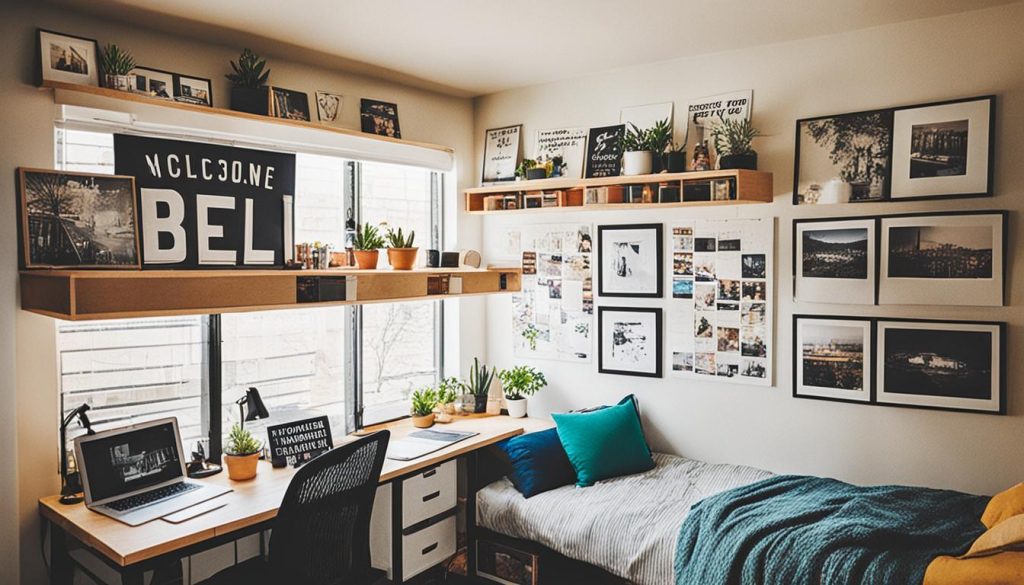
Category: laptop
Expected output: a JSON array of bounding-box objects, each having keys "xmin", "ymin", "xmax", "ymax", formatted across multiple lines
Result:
[{"xmin": 74, "ymin": 417, "xmax": 231, "ymax": 526}]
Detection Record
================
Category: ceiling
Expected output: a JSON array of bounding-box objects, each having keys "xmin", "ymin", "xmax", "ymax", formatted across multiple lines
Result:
[{"xmin": 49, "ymin": 0, "xmax": 1018, "ymax": 97}]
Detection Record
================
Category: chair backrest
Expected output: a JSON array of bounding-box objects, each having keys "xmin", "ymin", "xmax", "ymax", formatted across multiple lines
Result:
[{"xmin": 267, "ymin": 430, "xmax": 390, "ymax": 585}]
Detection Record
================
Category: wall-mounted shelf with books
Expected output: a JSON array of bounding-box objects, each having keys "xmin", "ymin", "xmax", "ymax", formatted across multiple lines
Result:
[
  {"xmin": 463, "ymin": 169, "xmax": 773, "ymax": 214},
  {"xmin": 20, "ymin": 267, "xmax": 521, "ymax": 321}
]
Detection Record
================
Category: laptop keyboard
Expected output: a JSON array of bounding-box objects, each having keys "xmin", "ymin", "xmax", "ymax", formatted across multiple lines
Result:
[{"xmin": 105, "ymin": 482, "xmax": 200, "ymax": 512}]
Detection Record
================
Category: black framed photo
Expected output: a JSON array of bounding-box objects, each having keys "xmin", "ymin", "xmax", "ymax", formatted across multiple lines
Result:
[
  {"xmin": 793, "ymin": 315, "xmax": 873, "ymax": 404},
  {"xmin": 794, "ymin": 108, "xmax": 893, "ymax": 205},
  {"xmin": 360, "ymin": 98, "xmax": 401, "ymax": 138},
  {"xmin": 598, "ymin": 306, "xmax": 662, "ymax": 378},
  {"xmin": 793, "ymin": 216, "xmax": 877, "ymax": 305},
  {"xmin": 174, "ymin": 75, "xmax": 213, "ymax": 107},
  {"xmin": 131, "ymin": 66, "xmax": 175, "ymax": 100},
  {"xmin": 17, "ymin": 167, "xmax": 140, "ymax": 269},
  {"xmin": 878, "ymin": 210, "xmax": 1006, "ymax": 306},
  {"xmin": 876, "ymin": 319, "xmax": 1004, "ymax": 414},
  {"xmin": 481, "ymin": 125, "xmax": 522, "ymax": 183},
  {"xmin": 37, "ymin": 29, "xmax": 99, "ymax": 86},
  {"xmin": 597, "ymin": 223, "xmax": 663, "ymax": 297},
  {"xmin": 889, "ymin": 96, "xmax": 995, "ymax": 201},
  {"xmin": 584, "ymin": 124, "xmax": 625, "ymax": 178},
  {"xmin": 270, "ymin": 86, "xmax": 310, "ymax": 121}
]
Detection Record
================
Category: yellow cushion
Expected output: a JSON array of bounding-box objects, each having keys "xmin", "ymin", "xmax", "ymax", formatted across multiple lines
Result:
[
  {"xmin": 924, "ymin": 551, "xmax": 1024, "ymax": 585},
  {"xmin": 983, "ymin": 483, "xmax": 1024, "ymax": 529},
  {"xmin": 964, "ymin": 514, "xmax": 1024, "ymax": 558}
]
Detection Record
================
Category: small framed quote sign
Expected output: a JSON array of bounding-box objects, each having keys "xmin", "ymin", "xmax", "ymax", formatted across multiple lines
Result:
[{"xmin": 266, "ymin": 415, "xmax": 334, "ymax": 468}]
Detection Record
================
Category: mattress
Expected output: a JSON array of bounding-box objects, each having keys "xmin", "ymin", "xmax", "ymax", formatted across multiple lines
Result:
[{"xmin": 476, "ymin": 453, "xmax": 773, "ymax": 585}]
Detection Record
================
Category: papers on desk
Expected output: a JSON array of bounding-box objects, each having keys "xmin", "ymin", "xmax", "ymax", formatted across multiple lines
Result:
[{"xmin": 386, "ymin": 429, "xmax": 480, "ymax": 461}]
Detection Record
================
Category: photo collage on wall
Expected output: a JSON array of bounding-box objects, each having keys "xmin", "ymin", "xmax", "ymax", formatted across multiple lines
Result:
[
  {"xmin": 510, "ymin": 223, "xmax": 593, "ymax": 362},
  {"xmin": 667, "ymin": 218, "xmax": 774, "ymax": 385}
]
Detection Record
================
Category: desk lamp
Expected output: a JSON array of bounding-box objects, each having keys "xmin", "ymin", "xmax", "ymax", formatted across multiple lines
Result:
[
  {"xmin": 59, "ymin": 404, "xmax": 95, "ymax": 505},
  {"xmin": 236, "ymin": 387, "xmax": 270, "ymax": 429}
]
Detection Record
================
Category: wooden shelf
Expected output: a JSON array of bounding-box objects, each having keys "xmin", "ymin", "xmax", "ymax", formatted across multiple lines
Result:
[
  {"xmin": 20, "ymin": 267, "xmax": 521, "ymax": 321},
  {"xmin": 464, "ymin": 169, "xmax": 773, "ymax": 214}
]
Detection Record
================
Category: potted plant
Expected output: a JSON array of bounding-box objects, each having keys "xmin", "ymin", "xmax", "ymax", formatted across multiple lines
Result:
[
  {"xmin": 665, "ymin": 143, "xmax": 687, "ymax": 173},
  {"xmin": 646, "ymin": 119, "xmax": 673, "ymax": 173},
  {"xmin": 410, "ymin": 387, "xmax": 437, "ymax": 428},
  {"xmin": 711, "ymin": 118, "xmax": 761, "ymax": 170},
  {"xmin": 517, "ymin": 158, "xmax": 545, "ymax": 180},
  {"xmin": 497, "ymin": 365, "xmax": 547, "ymax": 418},
  {"xmin": 462, "ymin": 357, "xmax": 495, "ymax": 414},
  {"xmin": 223, "ymin": 423, "xmax": 262, "ymax": 481},
  {"xmin": 352, "ymin": 223, "xmax": 385, "ymax": 269},
  {"xmin": 622, "ymin": 123, "xmax": 653, "ymax": 176},
  {"xmin": 436, "ymin": 377, "xmax": 461, "ymax": 416},
  {"xmin": 385, "ymin": 226, "xmax": 418, "ymax": 270},
  {"xmin": 225, "ymin": 48, "xmax": 271, "ymax": 115},
  {"xmin": 100, "ymin": 44, "xmax": 136, "ymax": 92}
]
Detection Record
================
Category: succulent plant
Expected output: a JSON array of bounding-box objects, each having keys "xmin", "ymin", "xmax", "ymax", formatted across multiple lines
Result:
[
  {"xmin": 352, "ymin": 223, "xmax": 386, "ymax": 250},
  {"xmin": 385, "ymin": 226, "xmax": 416, "ymax": 248},
  {"xmin": 711, "ymin": 118, "xmax": 761, "ymax": 156},
  {"xmin": 225, "ymin": 423, "xmax": 262, "ymax": 456},
  {"xmin": 226, "ymin": 48, "xmax": 270, "ymax": 89},
  {"xmin": 101, "ymin": 44, "xmax": 136, "ymax": 76},
  {"xmin": 463, "ymin": 357, "xmax": 496, "ymax": 398},
  {"xmin": 410, "ymin": 387, "xmax": 438, "ymax": 417}
]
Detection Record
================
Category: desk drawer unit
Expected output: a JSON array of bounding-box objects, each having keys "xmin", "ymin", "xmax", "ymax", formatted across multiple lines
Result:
[
  {"xmin": 401, "ymin": 460, "xmax": 456, "ymax": 528},
  {"xmin": 402, "ymin": 515, "xmax": 457, "ymax": 580}
]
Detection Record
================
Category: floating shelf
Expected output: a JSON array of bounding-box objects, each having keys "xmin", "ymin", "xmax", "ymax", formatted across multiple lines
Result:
[
  {"xmin": 464, "ymin": 169, "xmax": 773, "ymax": 214},
  {"xmin": 20, "ymin": 267, "xmax": 521, "ymax": 321}
]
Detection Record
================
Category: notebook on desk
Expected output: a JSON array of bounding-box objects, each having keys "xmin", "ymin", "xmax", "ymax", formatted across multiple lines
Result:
[{"xmin": 386, "ymin": 429, "xmax": 479, "ymax": 461}]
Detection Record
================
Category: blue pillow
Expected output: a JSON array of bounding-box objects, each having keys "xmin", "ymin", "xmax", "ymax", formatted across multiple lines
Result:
[
  {"xmin": 495, "ymin": 428, "xmax": 576, "ymax": 498},
  {"xmin": 552, "ymin": 395, "xmax": 655, "ymax": 487}
]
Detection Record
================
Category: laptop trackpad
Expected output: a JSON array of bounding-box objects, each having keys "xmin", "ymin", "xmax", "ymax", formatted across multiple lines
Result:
[{"xmin": 162, "ymin": 497, "xmax": 228, "ymax": 524}]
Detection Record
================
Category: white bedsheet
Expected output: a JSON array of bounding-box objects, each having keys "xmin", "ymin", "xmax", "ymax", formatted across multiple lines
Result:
[{"xmin": 476, "ymin": 453, "xmax": 773, "ymax": 585}]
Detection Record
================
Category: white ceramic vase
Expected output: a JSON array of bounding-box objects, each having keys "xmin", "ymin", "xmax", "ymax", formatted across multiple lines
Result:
[
  {"xmin": 505, "ymin": 397, "xmax": 528, "ymax": 418},
  {"xmin": 622, "ymin": 151, "xmax": 653, "ymax": 176}
]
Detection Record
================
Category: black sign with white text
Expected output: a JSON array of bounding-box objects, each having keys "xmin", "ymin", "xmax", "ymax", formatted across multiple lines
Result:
[
  {"xmin": 114, "ymin": 134, "xmax": 295, "ymax": 269},
  {"xmin": 266, "ymin": 416, "xmax": 334, "ymax": 468},
  {"xmin": 584, "ymin": 124, "xmax": 625, "ymax": 178}
]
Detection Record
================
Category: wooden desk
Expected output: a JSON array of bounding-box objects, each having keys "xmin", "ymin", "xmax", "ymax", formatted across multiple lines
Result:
[{"xmin": 40, "ymin": 415, "xmax": 552, "ymax": 584}]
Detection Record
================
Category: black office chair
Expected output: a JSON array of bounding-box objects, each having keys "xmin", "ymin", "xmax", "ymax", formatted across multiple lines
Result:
[{"xmin": 203, "ymin": 430, "xmax": 390, "ymax": 585}]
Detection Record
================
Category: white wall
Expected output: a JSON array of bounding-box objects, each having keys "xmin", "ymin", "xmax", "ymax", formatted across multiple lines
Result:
[
  {"xmin": 0, "ymin": 3, "xmax": 478, "ymax": 583},
  {"xmin": 475, "ymin": 3, "xmax": 1024, "ymax": 495}
]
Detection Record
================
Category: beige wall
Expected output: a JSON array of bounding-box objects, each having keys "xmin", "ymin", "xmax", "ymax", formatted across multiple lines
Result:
[
  {"xmin": 476, "ymin": 3, "xmax": 1024, "ymax": 495},
  {"xmin": 0, "ymin": 3, "xmax": 477, "ymax": 583}
]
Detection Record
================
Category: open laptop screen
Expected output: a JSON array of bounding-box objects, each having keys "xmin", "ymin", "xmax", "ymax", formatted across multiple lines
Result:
[{"xmin": 78, "ymin": 420, "xmax": 184, "ymax": 503}]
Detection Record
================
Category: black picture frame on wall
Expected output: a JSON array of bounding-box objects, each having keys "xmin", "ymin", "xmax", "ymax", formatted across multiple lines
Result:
[
  {"xmin": 792, "ymin": 216, "xmax": 878, "ymax": 305},
  {"xmin": 37, "ymin": 28, "xmax": 100, "ymax": 87},
  {"xmin": 597, "ymin": 223, "xmax": 663, "ymax": 298},
  {"xmin": 792, "ymin": 314, "xmax": 874, "ymax": 405},
  {"xmin": 598, "ymin": 306, "xmax": 663, "ymax": 378}
]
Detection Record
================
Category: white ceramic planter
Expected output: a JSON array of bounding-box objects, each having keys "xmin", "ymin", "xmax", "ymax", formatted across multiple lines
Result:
[
  {"xmin": 505, "ymin": 397, "xmax": 528, "ymax": 418},
  {"xmin": 105, "ymin": 74, "xmax": 136, "ymax": 92},
  {"xmin": 622, "ymin": 151, "xmax": 653, "ymax": 176}
]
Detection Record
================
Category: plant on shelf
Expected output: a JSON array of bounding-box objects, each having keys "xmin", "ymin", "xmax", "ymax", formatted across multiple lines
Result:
[
  {"xmin": 410, "ymin": 387, "xmax": 438, "ymax": 428},
  {"xmin": 497, "ymin": 365, "xmax": 547, "ymax": 418},
  {"xmin": 384, "ymin": 225, "xmax": 418, "ymax": 270},
  {"xmin": 100, "ymin": 44, "xmax": 136, "ymax": 92},
  {"xmin": 462, "ymin": 357, "xmax": 496, "ymax": 413},
  {"xmin": 352, "ymin": 223, "xmax": 386, "ymax": 269},
  {"xmin": 516, "ymin": 158, "xmax": 545, "ymax": 180},
  {"xmin": 436, "ymin": 377, "xmax": 461, "ymax": 415},
  {"xmin": 647, "ymin": 118, "xmax": 674, "ymax": 171},
  {"xmin": 226, "ymin": 48, "xmax": 271, "ymax": 115},
  {"xmin": 223, "ymin": 423, "xmax": 262, "ymax": 481},
  {"xmin": 622, "ymin": 118, "xmax": 672, "ymax": 176},
  {"xmin": 710, "ymin": 118, "xmax": 761, "ymax": 170}
]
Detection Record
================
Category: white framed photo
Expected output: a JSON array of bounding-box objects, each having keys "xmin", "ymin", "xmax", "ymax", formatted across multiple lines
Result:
[
  {"xmin": 878, "ymin": 211, "xmax": 1005, "ymax": 306},
  {"xmin": 174, "ymin": 75, "xmax": 213, "ymax": 107},
  {"xmin": 315, "ymin": 90, "xmax": 343, "ymax": 126},
  {"xmin": 890, "ymin": 96, "xmax": 994, "ymax": 200},
  {"xmin": 38, "ymin": 29, "xmax": 99, "ymax": 86},
  {"xmin": 794, "ymin": 217, "xmax": 876, "ymax": 305},
  {"xmin": 599, "ymin": 306, "xmax": 662, "ymax": 377},
  {"xmin": 131, "ymin": 67, "xmax": 175, "ymax": 100},
  {"xmin": 794, "ymin": 316, "xmax": 872, "ymax": 403}
]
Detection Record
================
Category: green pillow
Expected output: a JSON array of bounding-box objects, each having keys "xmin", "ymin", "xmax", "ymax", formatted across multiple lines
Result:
[{"xmin": 552, "ymin": 395, "xmax": 655, "ymax": 487}]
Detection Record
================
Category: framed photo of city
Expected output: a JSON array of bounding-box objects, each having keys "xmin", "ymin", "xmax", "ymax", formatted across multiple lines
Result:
[
  {"xmin": 793, "ymin": 315, "xmax": 872, "ymax": 404},
  {"xmin": 890, "ymin": 96, "xmax": 995, "ymax": 201},
  {"xmin": 597, "ymin": 223, "xmax": 663, "ymax": 298},
  {"xmin": 878, "ymin": 211, "xmax": 1005, "ymax": 306},
  {"xmin": 876, "ymin": 319, "xmax": 1004, "ymax": 414},
  {"xmin": 174, "ymin": 75, "xmax": 213, "ymax": 107},
  {"xmin": 37, "ymin": 29, "xmax": 99, "ymax": 86},
  {"xmin": 17, "ymin": 168, "xmax": 140, "ymax": 269},
  {"xmin": 598, "ymin": 306, "xmax": 662, "ymax": 378},
  {"xmin": 793, "ymin": 217, "xmax": 876, "ymax": 305},
  {"xmin": 131, "ymin": 66, "xmax": 175, "ymax": 100}
]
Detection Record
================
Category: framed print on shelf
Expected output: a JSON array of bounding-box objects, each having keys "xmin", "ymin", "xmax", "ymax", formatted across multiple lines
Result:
[
  {"xmin": 793, "ymin": 108, "xmax": 893, "ymax": 205},
  {"xmin": 174, "ymin": 75, "xmax": 213, "ymax": 107},
  {"xmin": 17, "ymin": 168, "xmax": 140, "ymax": 269},
  {"xmin": 598, "ymin": 306, "xmax": 663, "ymax": 378},
  {"xmin": 481, "ymin": 125, "xmax": 522, "ymax": 183},
  {"xmin": 270, "ymin": 87, "xmax": 310, "ymax": 121},
  {"xmin": 131, "ymin": 66, "xmax": 175, "ymax": 100},
  {"xmin": 597, "ymin": 223, "xmax": 663, "ymax": 298},
  {"xmin": 37, "ymin": 29, "xmax": 99, "ymax": 86},
  {"xmin": 876, "ymin": 319, "xmax": 1004, "ymax": 415},
  {"xmin": 584, "ymin": 124, "xmax": 625, "ymax": 178},
  {"xmin": 793, "ymin": 315, "xmax": 873, "ymax": 404},
  {"xmin": 314, "ymin": 90, "xmax": 343, "ymax": 126},
  {"xmin": 360, "ymin": 98, "xmax": 401, "ymax": 138},
  {"xmin": 793, "ymin": 217, "xmax": 877, "ymax": 305},
  {"xmin": 889, "ymin": 96, "xmax": 995, "ymax": 201},
  {"xmin": 878, "ymin": 211, "xmax": 1005, "ymax": 306}
]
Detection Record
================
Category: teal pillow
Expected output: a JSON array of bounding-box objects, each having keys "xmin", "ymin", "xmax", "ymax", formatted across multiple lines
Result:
[{"xmin": 552, "ymin": 395, "xmax": 655, "ymax": 487}]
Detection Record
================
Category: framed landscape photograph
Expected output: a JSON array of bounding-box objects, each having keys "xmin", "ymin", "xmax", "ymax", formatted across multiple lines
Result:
[
  {"xmin": 270, "ymin": 87, "xmax": 311, "ymax": 121},
  {"xmin": 18, "ymin": 168, "xmax": 139, "ymax": 269},
  {"xmin": 793, "ymin": 217, "xmax": 877, "ymax": 304},
  {"xmin": 876, "ymin": 319, "xmax": 1004, "ymax": 414},
  {"xmin": 174, "ymin": 75, "xmax": 213, "ymax": 107},
  {"xmin": 597, "ymin": 223, "xmax": 663, "ymax": 297},
  {"xmin": 132, "ymin": 66, "xmax": 175, "ymax": 100},
  {"xmin": 878, "ymin": 211, "xmax": 1005, "ymax": 306},
  {"xmin": 598, "ymin": 306, "xmax": 663, "ymax": 378},
  {"xmin": 37, "ymin": 29, "xmax": 99, "ymax": 86},
  {"xmin": 793, "ymin": 315, "xmax": 873, "ymax": 404},
  {"xmin": 890, "ymin": 96, "xmax": 995, "ymax": 200},
  {"xmin": 794, "ymin": 109, "xmax": 893, "ymax": 204}
]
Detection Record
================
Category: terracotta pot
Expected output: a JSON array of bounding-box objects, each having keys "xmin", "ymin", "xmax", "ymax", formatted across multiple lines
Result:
[
  {"xmin": 224, "ymin": 453, "xmax": 259, "ymax": 481},
  {"xmin": 505, "ymin": 397, "xmax": 528, "ymax": 418},
  {"xmin": 411, "ymin": 413, "xmax": 435, "ymax": 428},
  {"xmin": 353, "ymin": 249, "xmax": 380, "ymax": 269},
  {"xmin": 387, "ymin": 247, "xmax": 419, "ymax": 270}
]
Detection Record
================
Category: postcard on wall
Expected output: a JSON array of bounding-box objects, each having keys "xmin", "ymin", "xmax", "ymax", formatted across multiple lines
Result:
[
  {"xmin": 793, "ymin": 217, "xmax": 876, "ymax": 305},
  {"xmin": 668, "ymin": 218, "xmax": 773, "ymax": 386},
  {"xmin": 535, "ymin": 127, "xmax": 587, "ymax": 179}
]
